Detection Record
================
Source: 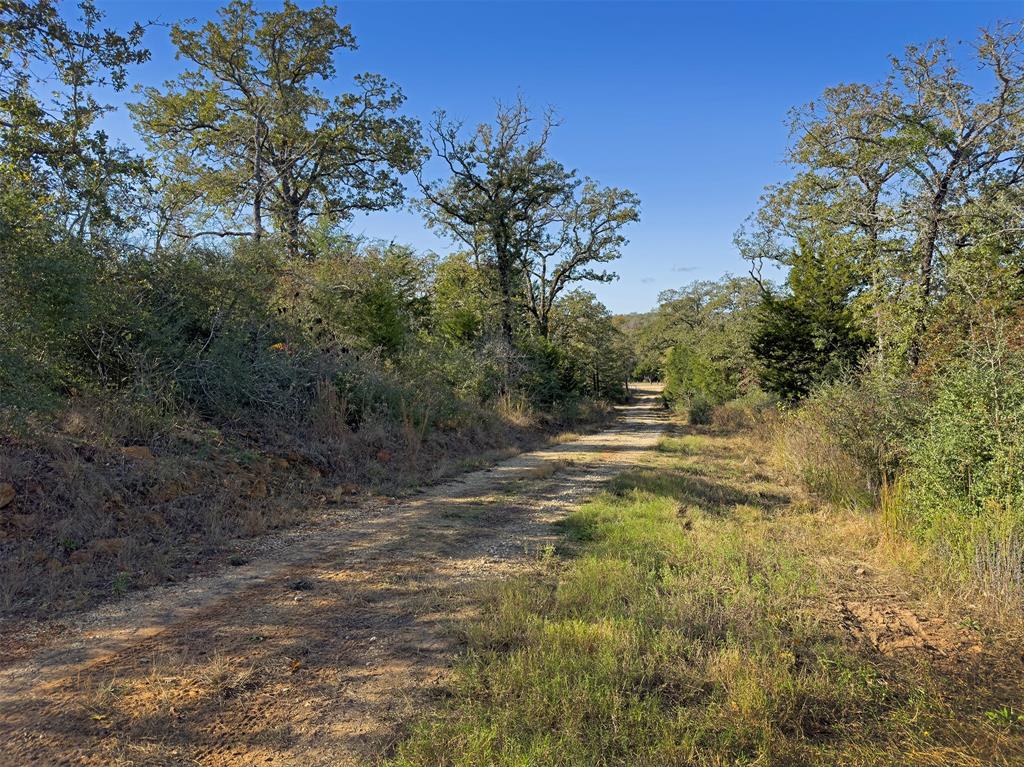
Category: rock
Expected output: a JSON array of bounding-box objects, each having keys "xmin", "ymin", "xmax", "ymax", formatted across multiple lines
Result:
[
  {"xmin": 122, "ymin": 445, "xmax": 155, "ymax": 461},
  {"xmin": 0, "ymin": 483, "xmax": 15, "ymax": 509},
  {"xmin": 11, "ymin": 513, "xmax": 38, "ymax": 532}
]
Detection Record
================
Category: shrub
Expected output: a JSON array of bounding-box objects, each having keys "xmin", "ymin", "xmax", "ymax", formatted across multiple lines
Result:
[
  {"xmin": 770, "ymin": 375, "xmax": 911, "ymax": 509},
  {"xmin": 887, "ymin": 343, "xmax": 1024, "ymax": 595},
  {"xmin": 687, "ymin": 396, "xmax": 714, "ymax": 425},
  {"xmin": 711, "ymin": 389, "xmax": 777, "ymax": 431}
]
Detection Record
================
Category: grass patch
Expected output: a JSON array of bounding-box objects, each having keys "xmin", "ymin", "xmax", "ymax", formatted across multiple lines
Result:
[{"xmin": 387, "ymin": 428, "xmax": 1019, "ymax": 766}]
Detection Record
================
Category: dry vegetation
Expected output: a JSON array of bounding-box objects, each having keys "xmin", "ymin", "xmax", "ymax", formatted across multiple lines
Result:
[
  {"xmin": 0, "ymin": 395, "xmax": 612, "ymax": 620},
  {"xmin": 388, "ymin": 412, "xmax": 1024, "ymax": 766}
]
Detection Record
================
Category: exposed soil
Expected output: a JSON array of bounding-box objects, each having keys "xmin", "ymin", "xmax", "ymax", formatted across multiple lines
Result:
[{"xmin": 0, "ymin": 386, "xmax": 668, "ymax": 766}]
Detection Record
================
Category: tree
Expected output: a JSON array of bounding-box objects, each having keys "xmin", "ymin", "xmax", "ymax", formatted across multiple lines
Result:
[
  {"xmin": 751, "ymin": 237, "xmax": 873, "ymax": 400},
  {"xmin": 417, "ymin": 99, "xmax": 639, "ymax": 382},
  {"xmin": 0, "ymin": 1, "xmax": 150, "ymax": 405},
  {"xmin": 648, "ymin": 277, "xmax": 764, "ymax": 407},
  {"xmin": 0, "ymin": 0, "xmax": 150, "ymax": 238},
  {"xmin": 550, "ymin": 290, "xmax": 631, "ymax": 400},
  {"xmin": 521, "ymin": 180, "xmax": 639, "ymax": 338},
  {"xmin": 742, "ymin": 24, "xmax": 1024, "ymax": 370},
  {"xmin": 131, "ymin": 0, "xmax": 421, "ymax": 258},
  {"xmin": 417, "ymin": 100, "xmax": 570, "ymax": 357}
]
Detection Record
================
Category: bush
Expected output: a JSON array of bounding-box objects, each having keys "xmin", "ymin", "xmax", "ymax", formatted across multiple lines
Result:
[
  {"xmin": 687, "ymin": 396, "xmax": 714, "ymax": 425},
  {"xmin": 770, "ymin": 375, "xmax": 911, "ymax": 509},
  {"xmin": 886, "ymin": 343, "xmax": 1024, "ymax": 594},
  {"xmin": 711, "ymin": 390, "xmax": 777, "ymax": 431}
]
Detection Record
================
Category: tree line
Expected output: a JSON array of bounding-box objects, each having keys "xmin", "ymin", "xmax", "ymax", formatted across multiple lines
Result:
[
  {"xmin": 0, "ymin": 0, "xmax": 639, "ymax": 430},
  {"xmin": 636, "ymin": 22, "xmax": 1024, "ymax": 595}
]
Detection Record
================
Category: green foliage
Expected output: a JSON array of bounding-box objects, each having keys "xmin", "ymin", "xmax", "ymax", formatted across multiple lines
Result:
[
  {"xmin": 744, "ymin": 26, "xmax": 1024, "ymax": 601},
  {"xmin": 686, "ymin": 394, "xmax": 714, "ymax": 425},
  {"xmin": 888, "ymin": 327, "xmax": 1024, "ymax": 592},
  {"xmin": 431, "ymin": 253, "xmax": 491, "ymax": 346},
  {"xmin": 418, "ymin": 99, "xmax": 639, "ymax": 388},
  {"xmin": 771, "ymin": 375, "xmax": 911, "ymax": 509},
  {"xmin": 131, "ymin": 0, "xmax": 421, "ymax": 257},
  {"xmin": 711, "ymin": 389, "xmax": 777, "ymax": 431},
  {"xmin": 0, "ymin": 1, "xmax": 628, "ymax": 439},
  {"xmin": 302, "ymin": 238, "xmax": 433, "ymax": 356},
  {"xmin": 0, "ymin": 0, "xmax": 150, "ymax": 237},
  {"xmin": 752, "ymin": 237, "xmax": 873, "ymax": 400},
  {"xmin": 652, "ymin": 277, "xmax": 763, "ymax": 410},
  {"xmin": 549, "ymin": 290, "xmax": 632, "ymax": 402}
]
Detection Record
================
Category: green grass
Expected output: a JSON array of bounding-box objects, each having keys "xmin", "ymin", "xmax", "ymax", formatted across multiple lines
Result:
[{"xmin": 386, "ymin": 431, "xmax": 1014, "ymax": 767}]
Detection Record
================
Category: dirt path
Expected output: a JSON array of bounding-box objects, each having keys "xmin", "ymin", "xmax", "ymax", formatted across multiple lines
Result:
[{"xmin": 0, "ymin": 385, "xmax": 667, "ymax": 766}]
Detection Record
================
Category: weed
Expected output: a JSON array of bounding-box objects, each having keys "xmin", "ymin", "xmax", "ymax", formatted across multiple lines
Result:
[
  {"xmin": 111, "ymin": 571, "xmax": 132, "ymax": 596},
  {"xmin": 986, "ymin": 706, "xmax": 1024, "ymax": 731}
]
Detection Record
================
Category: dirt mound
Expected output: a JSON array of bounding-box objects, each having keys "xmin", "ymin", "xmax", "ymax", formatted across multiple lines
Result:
[{"xmin": 838, "ymin": 598, "xmax": 983, "ymax": 658}]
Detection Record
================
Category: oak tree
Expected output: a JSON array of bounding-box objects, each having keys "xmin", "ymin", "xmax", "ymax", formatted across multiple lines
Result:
[{"xmin": 132, "ymin": 0, "xmax": 421, "ymax": 258}]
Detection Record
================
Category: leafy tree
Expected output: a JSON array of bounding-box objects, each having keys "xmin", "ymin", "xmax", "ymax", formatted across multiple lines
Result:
[
  {"xmin": 432, "ymin": 252, "xmax": 493, "ymax": 347},
  {"xmin": 132, "ymin": 0, "xmax": 421, "ymax": 258},
  {"xmin": 0, "ymin": 0, "xmax": 150, "ymax": 237},
  {"xmin": 301, "ymin": 239, "xmax": 433, "ymax": 356},
  {"xmin": 742, "ymin": 24, "xmax": 1024, "ymax": 370},
  {"xmin": 550, "ymin": 290, "xmax": 631, "ymax": 400},
  {"xmin": 648, "ymin": 277, "xmax": 764, "ymax": 407},
  {"xmin": 0, "ymin": 0, "xmax": 151, "ymax": 405},
  {"xmin": 751, "ymin": 237, "xmax": 873, "ymax": 400},
  {"xmin": 418, "ymin": 99, "xmax": 639, "ymax": 383},
  {"xmin": 522, "ymin": 180, "xmax": 639, "ymax": 338},
  {"xmin": 417, "ymin": 100, "xmax": 571, "ymax": 357}
]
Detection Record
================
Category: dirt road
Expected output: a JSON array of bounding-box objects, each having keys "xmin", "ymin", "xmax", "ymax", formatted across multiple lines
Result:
[{"xmin": 0, "ymin": 385, "xmax": 667, "ymax": 766}]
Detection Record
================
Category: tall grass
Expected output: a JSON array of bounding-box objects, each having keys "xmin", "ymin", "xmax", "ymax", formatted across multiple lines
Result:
[
  {"xmin": 768, "ymin": 377, "xmax": 909, "ymax": 510},
  {"xmin": 386, "ymin": 433, "xmax": 980, "ymax": 766}
]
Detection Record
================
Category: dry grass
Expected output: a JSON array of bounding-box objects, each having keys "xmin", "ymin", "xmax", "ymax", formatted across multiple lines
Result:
[
  {"xmin": 0, "ymin": 392, "xmax": 615, "ymax": 619},
  {"xmin": 387, "ymin": 420, "xmax": 1024, "ymax": 767}
]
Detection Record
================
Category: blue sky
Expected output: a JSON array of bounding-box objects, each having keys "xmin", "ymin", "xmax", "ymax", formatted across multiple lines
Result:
[{"xmin": 96, "ymin": 0, "xmax": 1019, "ymax": 313}]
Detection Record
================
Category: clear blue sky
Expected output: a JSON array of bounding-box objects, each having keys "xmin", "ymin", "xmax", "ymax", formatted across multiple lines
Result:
[{"xmin": 96, "ymin": 0, "xmax": 1019, "ymax": 313}]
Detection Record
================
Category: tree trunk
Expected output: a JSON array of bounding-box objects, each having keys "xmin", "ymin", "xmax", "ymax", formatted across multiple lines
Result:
[
  {"xmin": 494, "ymin": 230, "xmax": 516, "ymax": 389},
  {"xmin": 285, "ymin": 200, "xmax": 302, "ymax": 260},
  {"xmin": 253, "ymin": 121, "xmax": 264, "ymax": 243},
  {"xmin": 909, "ymin": 155, "xmax": 959, "ymax": 368}
]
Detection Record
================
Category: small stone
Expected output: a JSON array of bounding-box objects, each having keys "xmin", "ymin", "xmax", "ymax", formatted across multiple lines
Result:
[
  {"xmin": 0, "ymin": 483, "xmax": 15, "ymax": 509},
  {"xmin": 122, "ymin": 445, "xmax": 155, "ymax": 461}
]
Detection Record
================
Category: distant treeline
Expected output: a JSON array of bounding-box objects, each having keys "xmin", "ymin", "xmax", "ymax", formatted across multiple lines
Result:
[{"xmin": 1, "ymin": 0, "xmax": 639, "ymax": 430}]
